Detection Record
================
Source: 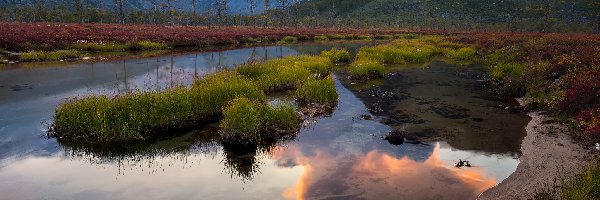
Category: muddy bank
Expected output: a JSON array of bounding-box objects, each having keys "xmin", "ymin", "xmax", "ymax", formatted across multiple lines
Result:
[
  {"xmin": 343, "ymin": 61, "xmax": 530, "ymax": 154},
  {"xmin": 478, "ymin": 108, "xmax": 592, "ymax": 199}
]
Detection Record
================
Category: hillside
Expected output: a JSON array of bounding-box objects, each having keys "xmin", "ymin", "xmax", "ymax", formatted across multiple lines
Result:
[
  {"xmin": 289, "ymin": 0, "xmax": 600, "ymax": 31},
  {"xmin": 0, "ymin": 0, "xmax": 291, "ymax": 15}
]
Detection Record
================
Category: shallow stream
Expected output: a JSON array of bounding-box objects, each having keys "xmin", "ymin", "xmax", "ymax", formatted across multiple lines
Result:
[{"xmin": 0, "ymin": 41, "xmax": 529, "ymax": 200}]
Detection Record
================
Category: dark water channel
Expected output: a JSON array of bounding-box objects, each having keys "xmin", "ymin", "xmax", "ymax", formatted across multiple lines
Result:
[{"xmin": 0, "ymin": 41, "xmax": 528, "ymax": 200}]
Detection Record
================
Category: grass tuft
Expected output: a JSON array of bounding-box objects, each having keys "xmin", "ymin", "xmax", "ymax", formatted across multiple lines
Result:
[
  {"xmin": 19, "ymin": 50, "xmax": 87, "ymax": 61},
  {"xmin": 491, "ymin": 62, "xmax": 523, "ymax": 80},
  {"xmin": 445, "ymin": 47, "xmax": 477, "ymax": 60},
  {"xmin": 321, "ymin": 48, "xmax": 350, "ymax": 63},
  {"xmin": 190, "ymin": 71, "xmax": 266, "ymax": 118},
  {"xmin": 348, "ymin": 59, "xmax": 387, "ymax": 80},
  {"xmin": 220, "ymin": 97, "xmax": 300, "ymax": 143},
  {"xmin": 314, "ymin": 35, "xmax": 329, "ymax": 41},
  {"xmin": 278, "ymin": 36, "xmax": 299, "ymax": 44},
  {"xmin": 296, "ymin": 76, "xmax": 338, "ymax": 104},
  {"xmin": 236, "ymin": 55, "xmax": 332, "ymax": 92}
]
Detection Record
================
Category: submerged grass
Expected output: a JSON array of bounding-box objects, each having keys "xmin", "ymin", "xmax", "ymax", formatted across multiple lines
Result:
[{"xmin": 321, "ymin": 48, "xmax": 350, "ymax": 63}]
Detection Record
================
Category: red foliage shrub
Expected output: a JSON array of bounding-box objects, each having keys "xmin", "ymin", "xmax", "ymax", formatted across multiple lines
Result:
[
  {"xmin": 577, "ymin": 108, "xmax": 600, "ymax": 137},
  {"xmin": 0, "ymin": 22, "xmax": 436, "ymax": 51}
]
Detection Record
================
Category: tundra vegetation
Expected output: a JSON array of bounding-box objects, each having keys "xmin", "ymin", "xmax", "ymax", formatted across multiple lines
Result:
[
  {"xmin": 343, "ymin": 34, "xmax": 600, "ymax": 198},
  {"xmin": 51, "ymin": 53, "xmax": 338, "ymax": 145}
]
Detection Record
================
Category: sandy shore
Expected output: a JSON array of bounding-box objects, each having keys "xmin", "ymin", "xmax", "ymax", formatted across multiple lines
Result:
[{"xmin": 478, "ymin": 102, "xmax": 592, "ymax": 199}]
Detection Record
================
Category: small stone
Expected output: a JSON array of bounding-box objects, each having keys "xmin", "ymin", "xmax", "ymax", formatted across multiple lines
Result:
[{"xmin": 384, "ymin": 129, "xmax": 405, "ymax": 145}]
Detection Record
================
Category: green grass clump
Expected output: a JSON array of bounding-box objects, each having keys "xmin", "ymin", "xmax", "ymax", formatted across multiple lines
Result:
[
  {"xmin": 394, "ymin": 34, "xmax": 421, "ymax": 39},
  {"xmin": 321, "ymin": 48, "xmax": 350, "ymax": 63},
  {"xmin": 127, "ymin": 41, "xmax": 167, "ymax": 51},
  {"xmin": 52, "ymin": 54, "xmax": 335, "ymax": 144},
  {"xmin": 314, "ymin": 35, "xmax": 329, "ymax": 41},
  {"xmin": 69, "ymin": 42, "xmax": 128, "ymax": 52},
  {"xmin": 19, "ymin": 50, "xmax": 87, "ymax": 61},
  {"xmin": 357, "ymin": 35, "xmax": 373, "ymax": 40},
  {"xmin": 236, "ymin": 55, "xmax": 332, "ymax": 92},
  {"xmin": 348, "ymin": 59, "xmax": 387, "ymax": 80},
  {"xmin": 190, "ymin": 71, "xmax": 266, "ymax": 118},
  {"xmin": 327, "ymin": 34, "xmax": 350, "ymax": 40},
  {"xmin": 491, "ymin": 63, "xmax": 523, "ymax": 79},
  {"xmin": 220, "ymin": 98, "xmax": 263, "ymax": 140},
  {"xmin": 261, "ymin": 103, "xmax": 300, "ymax": 133},
  {"xmin": 70, "ymin": 41, "xmax": 166, "ymax": 52},
  {"xmin": 356, "ymin": 46, "xmax": 406, "ymax": 64},
  {"xmin": 446, "ymin": 47, "xmax": 477, "ymax": 60},
  {"xmin": 53, "ymin": 87, "xmax": 194, "ymax": 142},
  {"xmin": 0, "ymin": 54, "xmax": 6, "ymax": 61},
  {"xmin": 220, "ymin": 97, "xmax": 300, "ymax": 142},
  {"xmin": 278, "ymin": 36, "xmax": 299, "ymax": 44},
  {"xmin": 296, "ymin": 76, "xmax": 338, "ymax": 104},
  {"xmin": 559, "ymin": 165, "xmax": 600, "ymax": 200}
]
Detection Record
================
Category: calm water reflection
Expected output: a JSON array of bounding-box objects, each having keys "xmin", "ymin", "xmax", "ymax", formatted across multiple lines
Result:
[{"xmin": 0, "ymin": 42, "xmax": 523, "ymax": 199}]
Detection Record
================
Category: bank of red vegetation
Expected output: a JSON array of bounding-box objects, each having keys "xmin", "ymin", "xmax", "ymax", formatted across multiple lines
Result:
[
  {"xmin": 0, "ymin": 22, "xmax": 433, "ymax": 52},
  {"xmin": 449, "ymin": 33, "xmax": 600, "ymax": 139}
]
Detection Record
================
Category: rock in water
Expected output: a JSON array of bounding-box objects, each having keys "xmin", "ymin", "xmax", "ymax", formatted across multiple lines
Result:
[{"xmin": 384, "ymin": 129, "xmax": 405, "ymax": 145}]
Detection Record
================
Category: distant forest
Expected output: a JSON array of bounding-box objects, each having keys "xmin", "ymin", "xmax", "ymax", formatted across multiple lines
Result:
[{"xmin": 1, "ymin": 0, "xmax": 600, "ymax": 32}]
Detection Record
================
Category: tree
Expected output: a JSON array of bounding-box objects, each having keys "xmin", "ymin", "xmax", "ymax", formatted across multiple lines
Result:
[
  {"xmin": 263, "ymin": 0, "xmax": 270, "ymax": 27},
  {"xmin": 114, "ymin": 0, "xmax": 126, "ymax": 24},
  {"xmin": 192, "ymin": 0, "xmax": 197, "ymax": 25}
]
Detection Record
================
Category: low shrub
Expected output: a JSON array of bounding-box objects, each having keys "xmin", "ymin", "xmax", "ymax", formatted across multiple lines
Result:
[
  {"xmin": 321, "ymin": 48, "xmax": 350, "ymax": 63},
  {"xmin": 348, "ymin": 59, "xmax": 387, "ymax": 80},
  {"xmin": 19, "ymin": 50, "xmax": 87, "ymax": 61},
  {"xmin": 296, "ymin": 76, "xmax": 338, "ymax": 104}
]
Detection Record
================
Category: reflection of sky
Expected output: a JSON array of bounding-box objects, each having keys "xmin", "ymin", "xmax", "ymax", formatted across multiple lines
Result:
[{"xmin": 0, "ymin": 43, "xmax": 520, "ymax": 199}]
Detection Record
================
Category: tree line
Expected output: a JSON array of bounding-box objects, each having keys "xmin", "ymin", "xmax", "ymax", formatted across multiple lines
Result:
[{"xmin": 1, "ymin": 0, "xmax": 599, "ymax": 32}]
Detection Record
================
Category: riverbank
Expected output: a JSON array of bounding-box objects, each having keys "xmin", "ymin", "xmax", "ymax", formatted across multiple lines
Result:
[{"xmin": 478, "ymin": 100, "xmax": 593, "ymax": 199}]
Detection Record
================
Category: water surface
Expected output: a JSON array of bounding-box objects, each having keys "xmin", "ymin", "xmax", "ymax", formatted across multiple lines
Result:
[{"xmin": 0, "ymin": 42, "xmax": 528, "ymax": 199}]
